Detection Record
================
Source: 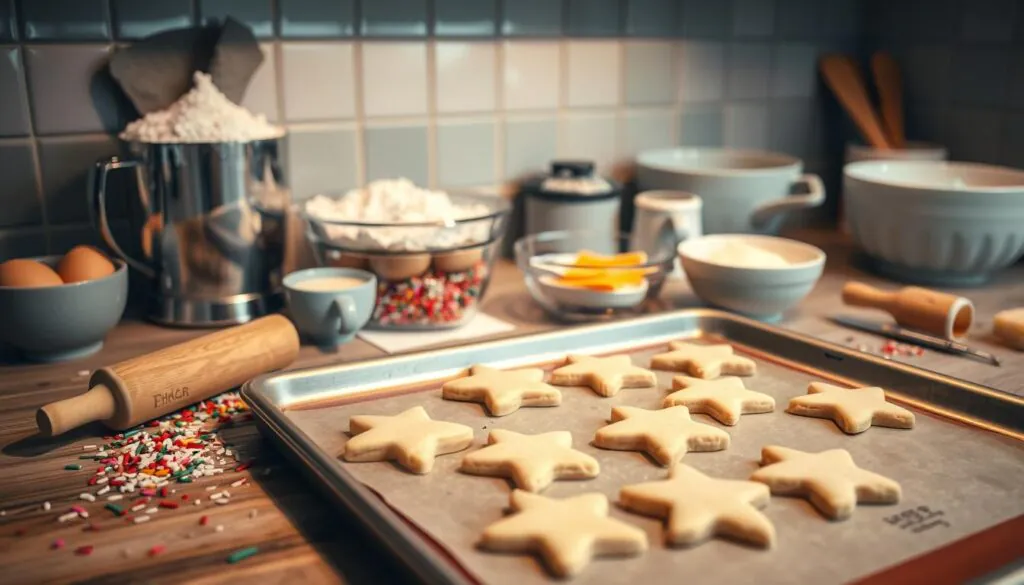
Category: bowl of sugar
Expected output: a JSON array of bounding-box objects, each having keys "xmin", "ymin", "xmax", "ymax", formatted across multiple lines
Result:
[{"xmin": 678, "ymin": 235, "xmax": 825, "ymax": 322}]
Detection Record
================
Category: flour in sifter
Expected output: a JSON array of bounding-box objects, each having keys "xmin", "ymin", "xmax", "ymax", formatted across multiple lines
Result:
[{"xmin": 120, "ymin": 72, "xmax": 283, "ymax": 143}]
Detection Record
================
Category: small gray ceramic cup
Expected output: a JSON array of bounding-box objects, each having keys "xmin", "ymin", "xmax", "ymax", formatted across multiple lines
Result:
[{"xmin": 284, "ymin": 268, "xmax": 377, "ymax": 345}]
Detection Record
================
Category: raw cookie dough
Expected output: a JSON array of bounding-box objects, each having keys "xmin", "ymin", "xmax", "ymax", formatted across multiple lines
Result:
[
  {"xmin": 786, "ymin": 382, "xmax": 915, "ymax": 434},
  {"xmin": 620, "ymin": 463, "xmax": 774, "ymax": 548},
  {"xmin": 479, "ymin": 490, "xmax": 648, "ymax": 578},
  {"xmin": 344, "ymin": 406, "xmax": 474, "ymax": 474},
  {"xmin": 461, "ymin": 430, "xmax": 599, "ymax": 492},
  {"xmin": 750, "ymin": 445, "xmax": 901, "ymax": 520},
  {"xmin": 549, "ymin": 354, "xmax": 657, "ymax": 397},
  {"xmin": 442, "ymin": 365, "xmax": 562, "ymax": 416},
  {"xmin": 650, "ymin": 342, "xmax": 756, "ymax": 379},
  {"xmin": 665, "ymin": 376, "xmax": 775, "ymax": 425},
  {"xmin": 993, "ymin": 308, "xmax": 1024, "ymax": 350},
  {"xmin": 593, "ymin": 406, "xmax": 730, "ymax": 466}
]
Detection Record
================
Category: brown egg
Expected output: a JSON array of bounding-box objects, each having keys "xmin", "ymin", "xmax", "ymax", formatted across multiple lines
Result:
[
  {"xmin": 369, "ymin": 253, "xmax": 431, "ymax": 281},
  {"xmin": 433, "ymin": 248, "xmax": 483, "ymax": 273},
  {"xmin": 57, "ymin": 246, "xmax": 116, "ymax": 283},
  {"xmin": 0, "ymin": 259, "xmax": 64, "ymax": 287}
]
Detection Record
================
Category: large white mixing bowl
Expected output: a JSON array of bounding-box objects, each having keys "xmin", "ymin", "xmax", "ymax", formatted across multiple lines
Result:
[{"xmin": 843, "ymin": 160, "xmax": 1024, "ymax": 286}]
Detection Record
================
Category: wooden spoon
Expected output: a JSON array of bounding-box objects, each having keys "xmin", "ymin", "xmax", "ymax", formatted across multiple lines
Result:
[
  {"xmin": 819, "ymin": 54, "xmax": 892, "ymax": 150},
  {"xmin": 871, "ymin": 52, "xmax": 906, "ymax": 148}
]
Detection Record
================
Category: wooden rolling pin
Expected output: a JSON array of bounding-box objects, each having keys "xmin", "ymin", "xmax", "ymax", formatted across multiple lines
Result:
[
  {"xmin": 37, "ymin": 315, "xmax": 300, "ymax": 436},
  {"xmin": 841, "ymin": 281, "xmax": 974, "ymax": 340}
]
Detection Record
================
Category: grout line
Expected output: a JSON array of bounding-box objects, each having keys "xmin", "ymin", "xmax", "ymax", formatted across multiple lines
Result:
[
  {"xmin": 352, "ymin": 40, "xmax": 366, "ymax": 187},
  {"xmin": 426, "ymin": 39, "xmax": 438, "ymax": 188},
  {"xmin": 12, "ymin": 43, "xmax": 50, "ymax": 251},
  {"xmin": 494, "ymin": 38, "xmax": 505, "ymax": 183}
]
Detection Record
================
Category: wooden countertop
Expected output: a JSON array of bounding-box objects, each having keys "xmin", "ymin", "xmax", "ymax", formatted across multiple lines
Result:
[{"xmin": 1, "ymin": 230, "xmax": 1021, "ymax": 584}]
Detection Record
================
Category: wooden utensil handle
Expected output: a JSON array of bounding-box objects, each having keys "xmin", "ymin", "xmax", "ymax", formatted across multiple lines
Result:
[
  {"xmin": 841, "ymin": 281, "xmax": 895, "ymax": 310},
  {"xmin": 93, "ymin": 314, "xmax": 300, "ymax": 429}
]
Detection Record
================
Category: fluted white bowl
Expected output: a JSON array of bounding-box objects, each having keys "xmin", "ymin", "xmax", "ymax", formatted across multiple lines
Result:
[{"xmin": 844, "ymin": 160, "xmax": 1024, "ymax": 285}]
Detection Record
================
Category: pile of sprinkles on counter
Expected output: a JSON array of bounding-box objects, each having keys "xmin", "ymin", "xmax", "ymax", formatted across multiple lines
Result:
[
  {"xmin": 844, "ymin": 337, "xmax": 926, "ymax": 359},
  {"xmin": 5, "ymin": 391, "xmax": 264, "ymax": 565}
]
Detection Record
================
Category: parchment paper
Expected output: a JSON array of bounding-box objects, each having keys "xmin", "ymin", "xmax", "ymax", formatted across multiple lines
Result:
[{"xmin": 285, "ymin": 345, "xmax": 1024, "ymax": 585}]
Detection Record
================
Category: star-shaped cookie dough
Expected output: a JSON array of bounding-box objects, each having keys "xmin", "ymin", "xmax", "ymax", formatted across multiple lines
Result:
[
  {"xmin": 786, "ymin": 382, "xmax": 915, "ymax": 434},
  {"xmin": 593, "ymin": 406, "xmax": 730, "ymax": 466},
  {"xmin": 664, "ymin": 376, "xmax": 775, "ymax": 425},
  {"xmin": 750, "ymin": 445, "xmax": 901, "ymax": 520},
  {"xmin": 461, "ymin": 430, "xmax": 599, "ymax": 492},
  {"xmin": 442, "ymin": 365, "xmax": 561, "ymax": 416},
  {"xmin": 549, "ymin": 354, "xmax": 657, "ymax": 397},
  {"xmin": 650, "ymin": 342, "xmax": 756, "ymax": 379},
  {"xmin": 479, "ymin": 490, "xmax": 648, "ymax": 578},
  {"xmin": 620, "ymin": 464, "xmax": 774, "ymax": 548},
  {"xmin": 343, "ymin": 406, "xmax": 474, "ymax": 474}
]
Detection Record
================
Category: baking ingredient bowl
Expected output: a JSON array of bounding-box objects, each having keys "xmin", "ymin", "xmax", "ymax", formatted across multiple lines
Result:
[
  {"xmin": 678, "ymin": 235, "xmax": 825, "ymax": 322},
  {"xmin": 844, "ymin": 160, "xmax": 1024, "ymax": 285},
  {"xmin": 304, "ymin": 192, "xmax": 510, "ymax": 330},
  {"xmin": 0, "ymin": 256, "xmax": 128, "ymax": 362},
  {"xmin": 515, "ymin": 231, "xmax": 672, "ymax": 321}
]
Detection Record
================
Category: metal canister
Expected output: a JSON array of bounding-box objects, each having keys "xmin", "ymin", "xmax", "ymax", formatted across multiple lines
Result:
[
  {"xmin": 521, "ymin": 161, "xmax": 621, "ymax": 253},
  {"xmin": 89, "ymin": 137, "xmax": 289, "ymax": 326}
]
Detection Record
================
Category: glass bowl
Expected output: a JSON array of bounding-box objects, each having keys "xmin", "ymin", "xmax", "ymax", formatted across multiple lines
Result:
[
  {"xmin": 514, "ymin": 231, "xmax": 673, "ymax": 321},
  {"xmin": 304, "ymin": 193, "xmax": 509, "ymax": 330}
]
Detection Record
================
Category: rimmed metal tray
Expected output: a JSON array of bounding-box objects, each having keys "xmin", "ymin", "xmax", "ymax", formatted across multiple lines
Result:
[{"xmin": 243, "ymin": 310, "xmax": 1024, "ymax": 585}]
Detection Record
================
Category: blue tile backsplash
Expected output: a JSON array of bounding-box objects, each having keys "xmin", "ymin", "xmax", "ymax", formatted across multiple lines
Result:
[{"xmin": 0, "ymin": 0, "xmax": 1021, "ymax": 260}]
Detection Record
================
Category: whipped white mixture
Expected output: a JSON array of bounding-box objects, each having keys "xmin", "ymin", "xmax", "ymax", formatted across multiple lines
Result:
[
  {"xmin": 705, "ymin": 241, "xmax": 791, "ymax": 268},
  {"xmin": 304, "ymin": 178, "xmax": 491, "ymax": 251},
  {"xmin": 121, "ymin": 72, "xmax": 283, "ymax": 143}
]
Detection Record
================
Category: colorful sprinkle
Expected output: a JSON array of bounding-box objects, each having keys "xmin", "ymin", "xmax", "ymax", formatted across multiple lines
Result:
[
  {"xmin": 147, "ymin": 544, "xmax": 166, "ymax": 557},
  {"xmin": 75, "ymin": 545, "xmax": 94, "ymax": 556},
  {"xmin": 105, "ymin": 503, "xmax": 125, "ymax": 516},
  {"xmin": 64, "ymin": 464, "xmax": 81, "ymax": 471},
  {"xmin": 51, "ymin": 538, "xmax": 65, "ymax": 550},
  {"xmin": 226, "ymin": 546, "xmax": 259, "ymax": 564},
  {"xmin": 199, "ymin": 515, "xmax": 209, "ymax": 526},
  {"xmin": 134, "ymin": 515, "xmax": 151, "ymax": 525}
]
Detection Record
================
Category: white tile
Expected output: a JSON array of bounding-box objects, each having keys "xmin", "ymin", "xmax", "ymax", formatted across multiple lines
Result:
[
  {"xmin": 287, "ymin": 128, "xmax": 359, "ymax": 199},
  {"xmin": 241, "ymin": 43, "xmax": 279, "ymax": 123},
  {"xmin": 566, "ymin": 40, "xmax": 621, "ymax": 108},
  {"xmin": 362, "ymin": 42, "xmax": 428, "ymax": 117},
  {"xmin": 435, "ymin": 42, "xmax": 496, "ymax": 114},
  {"xmin": 724, "ymin": 103, "xmax": 769, "ymax": 149},
  {"xmin": 624, "ymin": 41, "xmax": 676, "ymax": 106},
  {"xmin": 561, "ymin": 113, "xmax": 619, "ymax": 174},
  {"xmin": 771, "ymin": 43, "xmax": 818, "ymax": 98},
  {"xmin": 436, "ymin": 120, "xmax": 496, "ymax": 187},
  {"xmin": 281, "ymin": 42, "xmax": 355, "ymax": 122},
  {"xmin": 677, "ymin": 41, "xmax": 725, "ymax": 102},
  {"xmin": 503, "ymin": 41, "xmax": 561, "ymax": 111},
  {"xmin": 623, "ymin": 110, "xmax": 675, "ymax": 158}
]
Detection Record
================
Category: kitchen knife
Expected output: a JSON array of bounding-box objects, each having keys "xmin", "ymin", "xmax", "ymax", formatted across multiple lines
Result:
[{"xmin": 830, "ymin": 315, "xmax": 1001, "ymax": 367}]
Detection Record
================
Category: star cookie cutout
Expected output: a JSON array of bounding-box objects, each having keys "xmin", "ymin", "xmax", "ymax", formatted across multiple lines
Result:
[
  {"xmin": 593, "ymin": 406, "xmax": 729, "ymax": 466},
  {"xmin": 750, "ymin": 445, "xmax": 901, "ymax": 520},
  {"xmin": 620, "ymin": 464, "xmax": 774, "ymax": 548},
  {"xmin": 479, "ymin": 490, "xmax": 648, "ymax": 578},
  {"xmin": 343, "ymin": 406, "xmax": 474, "ymax": 474},
  {"xmin": 664, "ymin": 376, "xmax": 775, "ymax": 425},
  {"xmin": 461, "ymin": 430, "xmax": 599, "ymax": 492},
  {"xmin": 786, "ymin": 382, "xmax": 915, "ymax": 434},
  {"xmin": 549, "ymin": 354, "xmax": 657, "ymax": 397},
  {"xmin": 442, "ymin": 365, "xmax": 561, "ymax": 416},
  {"xmin": 650, "ymin": 342, "xmax": 756, "ymax": 379}
]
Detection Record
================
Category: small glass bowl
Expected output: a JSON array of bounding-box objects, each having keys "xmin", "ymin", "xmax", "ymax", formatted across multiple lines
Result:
[
  {"xmin": 304, "ymin": 193, "xmax": 509, "ymax": 330},
  {"xmin": 514, "ymin": 231, "xmax": 673, "ymax": 321}
]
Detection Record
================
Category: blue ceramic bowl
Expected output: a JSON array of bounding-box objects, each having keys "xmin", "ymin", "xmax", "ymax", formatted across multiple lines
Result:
[{"xmin": 0, "ymin": 255, "xmax": 128, "ymax": 362}]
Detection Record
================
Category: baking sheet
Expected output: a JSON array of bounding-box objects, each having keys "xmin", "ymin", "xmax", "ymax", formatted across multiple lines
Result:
[{"xmin": 280, "ymin": 344, "xmax": 1024, "ymax": 585}]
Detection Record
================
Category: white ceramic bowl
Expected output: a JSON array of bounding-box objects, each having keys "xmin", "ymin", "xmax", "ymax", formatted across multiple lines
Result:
[
  {"xmin": 678, "ymin": 235, "xmax": 825, "ymax": 322},
  {"xmin": 844, "ymin": 160, "xmax": 1024, "ymax": 285}
]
